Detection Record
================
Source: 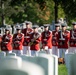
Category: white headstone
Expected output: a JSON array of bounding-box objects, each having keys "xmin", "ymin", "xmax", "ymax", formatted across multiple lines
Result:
[
  {"xmin": 65, "ymin": 53, "xmax": 74, "ymax": 68},
  {"xmin": 38, "ymin": 50, "xmax": 46, "ymax": 54},
  {"xmin": 20, "ymin": 54, "xmax": 55, "ymax": 75},
  {"xmin": 20, "ymin": 55, "xmax": 34, "ymax": 61},
  {"xmin": 7, "ymin": 53, "xmax": 16, "ymax": 56},
  {"xmin": 65, "ymin": 53, "xmax": 74, "ymax": 75},
  {"xmin": 52, "ymin": 55, "xmax": 58, "ymax": 75},
  {"xmin": 0, "ymin": 56, "xmax": 44, "ymax": 75},
  {"xmin": 38, "ymin": 54, "xmax": 55, "ymax": 75},
  {"xmin": 69, "ymin": 53, "xmax": 76, "ymax": 75},
  {"xmin": 38, "ymin": 51, "xmax": 58, "ymax": 67},
  {"xmin": 0, "ymin": 51, "xmax": 6, "ymax": 59},
  {"xmin": 0, "ymin": 56, "xmax": 22, "ymax": 69}
]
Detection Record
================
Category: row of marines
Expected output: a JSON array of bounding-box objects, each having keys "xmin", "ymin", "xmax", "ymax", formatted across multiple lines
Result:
[{"xmin": 0, "ymin": 22, "xmax": 76, "ymax": 58}]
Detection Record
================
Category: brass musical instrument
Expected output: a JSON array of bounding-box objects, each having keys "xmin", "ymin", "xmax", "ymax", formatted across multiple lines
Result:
[
  {"xmin": 29, "ymin": 33, "xmax": 40, "ymax": 46},
  {"xmin": 71, "ymin": 30, "xmax": 75, "ymax": 39},
  {"xmin": 59, "ymin": 31, "xmax": 65, "ymax": 40}
]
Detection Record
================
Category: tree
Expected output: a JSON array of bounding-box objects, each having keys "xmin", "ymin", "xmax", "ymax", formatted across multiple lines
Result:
[
  {"xmin": 59, "ymin": 0, "xmax": 76, "ymax": 25},
  {"xmin": 0, "ymin": 0, "xmax": 25, "ymax": 25},
  {"xmin": 10, "ymin": 0, "xmax": 55, "ymax": 25},
  {"xmin": 0, "ymin": 0, "xmax": 62, "ymax": 25}
]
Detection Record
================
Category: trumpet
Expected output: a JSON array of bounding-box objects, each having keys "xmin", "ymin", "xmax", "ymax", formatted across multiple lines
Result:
[
  {"xmin": 29, "ymin": 34, "xmax": 40, "ymax": 46},
  {"xmin": 59, "ymin": 31, "xmax": 65, "ymax": 40}
]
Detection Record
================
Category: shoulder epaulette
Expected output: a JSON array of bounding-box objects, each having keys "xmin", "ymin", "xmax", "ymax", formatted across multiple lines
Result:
[
  {"xmin": 21, "ymin": 33, "xmax": 24, "ymax": 36},
  {"xmin": 66, "ymin": 30, "xmax": 70, "ymax": 33},
  {"xmin": 49, "ymin": 30, "xmax": 52, "ymax": 34}
]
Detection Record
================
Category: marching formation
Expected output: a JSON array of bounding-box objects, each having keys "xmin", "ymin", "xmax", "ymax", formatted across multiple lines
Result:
[{"xmin": 0, "ymin": 21, "xmax": 76, "ymax": 61}]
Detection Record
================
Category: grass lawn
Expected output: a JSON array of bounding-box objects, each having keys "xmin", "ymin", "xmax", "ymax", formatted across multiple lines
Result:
[{"xmin": 58, "ymin": 64, "xmax": 68, "ymax": 75}]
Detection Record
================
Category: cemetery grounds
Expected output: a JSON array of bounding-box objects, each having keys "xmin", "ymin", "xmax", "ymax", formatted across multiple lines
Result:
[{"xmin": 58, "ymin": 64, "xmax": 68, "ymax": 75}]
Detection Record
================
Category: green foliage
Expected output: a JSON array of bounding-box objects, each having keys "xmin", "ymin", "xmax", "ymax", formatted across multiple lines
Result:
[
  {"xmin": 0, "ymin": 0, "xmax": 21, "ymax": 25},
  {"xmin": 0, "ymin": 0, "xmax": 70, "ymax": 26},
  {"xmin": 9, "ymin": 0, "xmax": 55, "ymax": 25},
  {"xmin": 59, "ymin": 0, "xmax": 76, "ymax": 24},
  {"xmin": 58, "ymin": 5, "xmax": 65, "ymax": 19}
]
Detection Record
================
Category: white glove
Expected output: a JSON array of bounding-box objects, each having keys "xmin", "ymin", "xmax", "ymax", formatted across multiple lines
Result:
[
  {"xmin": 31, "ymin": 39, "xmax": 34, "ymax": 42},
  {"xmin": 5, "ymin": 36, "xmax": 9, "ymax": 39}
]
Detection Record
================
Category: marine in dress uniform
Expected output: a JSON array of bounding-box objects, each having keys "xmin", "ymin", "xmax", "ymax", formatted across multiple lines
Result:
[
  {"xmin": 13, "ymin": 27, "xmax": 24, "ymax": 56},
  {"xmin": 41, "ymin": 25, "xmax": 52, "ymax": 54},
  {"xmin": 22, "ymin": 21, "xmax": 32, "ymax": 56},
  {"xmin": 0, "ymin": 34, "xmax": 2, "ymax": 50},
  {"xmin": 1, "ymin": 28, "xmax": 12, "ymax": 54},
  {"xmin": 52, "ymin": 24, "xmax": 60, "ymax": 57},
  {"xmin": 69, "ymin": 22, "xmax": 76, "ymax": 53},
  {"xmin": 29, "ymin": 25, "xmax": 41, "ymax": 56},
  {"xmin": 57, "ymin": 23, "xmax": 70, "ymax": 59}
]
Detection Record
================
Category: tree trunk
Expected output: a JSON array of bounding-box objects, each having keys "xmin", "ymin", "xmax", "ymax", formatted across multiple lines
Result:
[
  {"xmin": 1, "ymin": 1, "xmax": 5, "ymax": 26},
  {"xmin": 54, "ymin": 0, "xmax": 58, "ymax": 23}
]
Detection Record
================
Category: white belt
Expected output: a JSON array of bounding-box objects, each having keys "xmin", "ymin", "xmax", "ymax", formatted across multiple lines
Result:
[
  {"xmin": 44, "ymin": 46, "xmax": 48, "ymax": 50},
  {"xmin": 43, "ymin": 39, "xmax": 47, "ymax": 41},
  {"xmin": 4, "ymin": 42, "xmax": 8, "ymax": 44}
]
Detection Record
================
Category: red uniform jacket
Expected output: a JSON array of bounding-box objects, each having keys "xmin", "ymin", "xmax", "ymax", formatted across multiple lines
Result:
[
  {"xmin": 69, "ymin": 29, "xmax": 76, "ymax": 47},
  {"xmin": 0, "ymin": 35, "xmax": 2, "ymax": 47},
  {"xmin": 30, "ymin": 32, "xmax": 41, "ymax": 51},
  {"xmin": 57, "ymin": 30, "xmax": 70, "ymax": 49},
  {"xmin": 13, "ymin": 33, "xmax": 24, "ymax": 50},
  {"xmin": 22, "ymin": 28, "xmax": 32, "ymax": 46},
  {"xmin": 41, "ymin": 30, "xmax": 52, "ymax": 49},
  {"xmin": 52, "ymin": 30, "xmax": 59, "ymax": 46},
  {"xmin": 1, "ymin": 34, "xmax": 12, "ymax": 51},
  {"xmin": 0, "ymin": 35, "xmax": 2, "ymax": 42}
]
